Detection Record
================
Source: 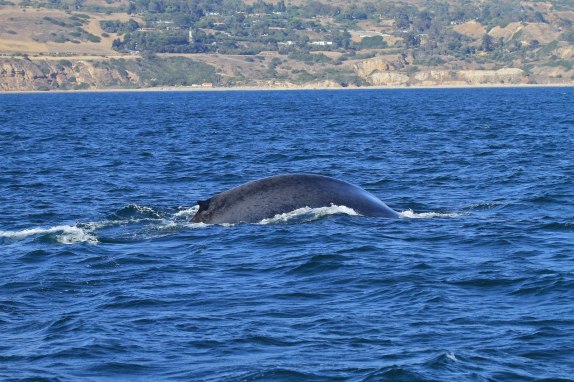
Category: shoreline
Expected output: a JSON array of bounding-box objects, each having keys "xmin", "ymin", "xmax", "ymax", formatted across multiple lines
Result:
[{"xmin": 2, "ymin": 82, "xmax": 574, "ymax": 95}]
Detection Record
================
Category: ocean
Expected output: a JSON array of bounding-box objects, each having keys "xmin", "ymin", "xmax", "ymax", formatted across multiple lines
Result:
[{"xmin": 1, "ymin": 88, "xmax": 573, "ymax": 381}]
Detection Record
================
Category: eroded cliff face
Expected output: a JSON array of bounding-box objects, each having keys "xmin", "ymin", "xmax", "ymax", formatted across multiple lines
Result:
[
  {"xmin": 1, "ymin": 59, "xmax": 47, "ymax": 91},
  {"xmin": 415, "ymin": 68, "xmax": 526, "ymax": 85},
  {"xmin": 0, "ymin": 56, "xmax": 556, "ymax": 91},
  {"xmin": 263, "ymin": 79, "xmax": 342, "ymax": 89},
  {"xmin": 354, "ymin": 56, "xmax": 409, "ymax": 77},
  {"xmin": 0, "ymin": 58, "xmax": 135, "ymax": 91},
  {"xmin": 354, "ymin": 57, "xmax": 527, "ymax": 87},
  {"xmin": 353, "ymin": 56, "xmax": 413, "ymax": 86},
  {"xmin": 368, "ymin": 71, "xmax": 410, "ymax": 86},
  {"xmin": 456, "ymin": 68, "xmax": 525, "ymax": 84}
]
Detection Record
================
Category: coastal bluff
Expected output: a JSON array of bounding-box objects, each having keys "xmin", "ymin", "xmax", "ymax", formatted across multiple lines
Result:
[
  {"xmin": 0, "ymin": 56, "xmax": 565, "ymax": 92},
  {"xmin": 0, "ymin": 58, "xmax": 137, "ymax": 92},
  {"xmin": 354, "ymin": 57, "xmax": 527, "ymax": 87}
]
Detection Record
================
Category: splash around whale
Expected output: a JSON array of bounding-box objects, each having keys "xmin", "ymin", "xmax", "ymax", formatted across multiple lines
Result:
[{"xmin": 191, "ymin": 174, "xmax": 400, "ymax": 224}]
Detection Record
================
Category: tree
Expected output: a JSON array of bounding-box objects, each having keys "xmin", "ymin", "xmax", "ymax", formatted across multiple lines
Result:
[
  {"xmin": 332, "ymin": 29, "xmax": 351, "ymax": 49},
  {"xmin": 147, "ymin": 0, "xmax": 163, "ymax": 13},
  {"xmin": 414, "ymin": 10, "xmax": 432, "ymax": 33},
  {"xmin": 496, "ymin": 37, "xmax": 505, "ymax": 52},
  {"xmin": 359, "ymin": 35, "xmax": 387, "ymax": 49},
  {"xmin": 112, "ymin": 38, "xmax": 122, "ymax": 50},
  {"xmin": 481, "ymin": 33, "xmax": 494, "ymax": 52},
  {"xmin": 404, "ymin": 32, "xmax": 420, "ymax": 48},
  {"xmin": 533, "ymin": 11, "xmax": 545, "ymax": 23},
  {"xmin": 297, "ymin": 34, "xmax": 309, "ymax": 48},
  {"xmin": 173, "ymin": 13, "xmax": 193, "ymax": 28},
  {"xmin": 127, "ymin": 19, "xmax": 140, "ymax": 31},
  {"xmin": 222, "ymin": 0, "xmax": 245, "ymax": 13},
  {"xmin": 395, "ymin": 13, "xmax": 411, "ymax": 30},
  {"xmin": 127, "ymin": 2, "xmax": 136, "ymax": 15}
]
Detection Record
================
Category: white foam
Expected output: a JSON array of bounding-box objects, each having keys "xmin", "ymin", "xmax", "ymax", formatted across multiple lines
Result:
[
  {"xmin": 173, "ymin": 205, "xmax": 199, "ymax": 219},
  {"xmin": 155, "ymin": 218, "xmax": 208, "ymax": 230},
  {"xmin": 446, "ymin": 352, "xmax": 458, "ymax": 361},
  {"xmin": 110, "ymin": 204, "xmax": 164, "ymax": 222},
  {"xmin": 0, "ymin": 225, "xmax": 98, "ymax": 244},
  {"xmin": 400, "ymin": 209, "xmax": 467, "ymax": 219},
  {"xmin": 56, "ymin": 228, "xmax": 98, "ymax": 245},
  {"xmin": 187, "ymin": 222, "xmax": 209, "ymax": 228},
  {"xmin": 258, "ymin": 204, "xmax": 358, "ymax": 225},
  {"xmin": 130, "ymin": 204, "xmax": 160, "ymax": 216},
  {"xmin": 166, "ymin": 206, "xmax": 209, "ymax": 228}
]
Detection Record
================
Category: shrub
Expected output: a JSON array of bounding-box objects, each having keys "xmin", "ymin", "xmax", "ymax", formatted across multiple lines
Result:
[
  {"xmin": 359, "ymin": 35, "xmax": 388, "ymax": 50},
  {"xmin": 58, "ymin": 59, "xmax": 73, "ymax": 67},
  {"xmin": 86, "ymin": 33, "xmax": 101, "ymax": 43},
  {"xmin": 74, "ymin": 82, "xmax": 90, "ymax": 90}
]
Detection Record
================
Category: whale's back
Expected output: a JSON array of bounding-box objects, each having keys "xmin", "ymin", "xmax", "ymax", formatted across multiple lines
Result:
[{"xmin": 192, "ymin": 174, "xmax": 399, "ymax": 224}]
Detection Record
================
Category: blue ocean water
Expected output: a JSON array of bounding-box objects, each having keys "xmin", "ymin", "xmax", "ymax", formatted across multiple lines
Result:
[{"xmin": 1, "ymin": 88, "xmax": 573, "ymax": 381}]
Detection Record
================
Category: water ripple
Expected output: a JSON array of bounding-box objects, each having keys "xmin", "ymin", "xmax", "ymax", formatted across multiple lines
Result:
[{"xmin": 1, "ymin": 88, "xmax": 573, "ymax": 381}]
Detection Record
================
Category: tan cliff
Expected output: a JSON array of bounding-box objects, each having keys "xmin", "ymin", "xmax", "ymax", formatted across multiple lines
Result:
[
  {"xmin": 456, "ymin": 68, "xmax": 526, "ymax": 85},
  {"xmin": 0, "ymin": 56, "xmax": 567, "ymax": 92},
  {"xmin": 367, "ymin": 71, "xmax": 410, "ymax": 86},
  {"xmin": 415, "ymin": 68, "xmax": 526, "ymax": 85},
  {"xmin": 354, "ymin": 56, "xmax": 409, "ymax": 77},
  {"xmin": 1, "ymin": 59, "xmax": 46, "ymax": 91},
  {"xmin": 353, "ymin": 56, "xmax": 411, "ymax": 86},
  {"xmin": 0, "ymin": 58, "xmax": 136, "ymax": 91},
  {"xmin": 354, "ymin": 57, "xmax": 527, "ymax": 87}
]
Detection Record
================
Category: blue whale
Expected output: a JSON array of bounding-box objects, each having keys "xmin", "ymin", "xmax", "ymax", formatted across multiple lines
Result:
[{"xmin": 191, "ymin": 174, "xmax": 399, "ymax": 224}]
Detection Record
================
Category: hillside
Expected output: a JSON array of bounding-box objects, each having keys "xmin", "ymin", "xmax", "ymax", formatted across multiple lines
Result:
[{"xmin": 1, "ymin": 0, "xmax": 574, "ymax": 91}]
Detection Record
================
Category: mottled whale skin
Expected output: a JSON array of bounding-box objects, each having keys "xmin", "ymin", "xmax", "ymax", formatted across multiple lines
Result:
[{"xmin": 191, "ymin": 174, "xmax": 399, "ymax": 224}]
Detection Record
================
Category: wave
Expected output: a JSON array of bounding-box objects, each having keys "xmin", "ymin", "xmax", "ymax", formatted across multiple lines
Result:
[
  {"xmin": 400, "ymin": 209, "xmax": 467, "ymax": 219},
  {"xmin": 109, "ymin": 203, "xmax": 164, "ymax": 220},
  {"xmin": 0, "ymin": 204, "xmax": 206, "ymax": 245},
  {"xmin": 258, "ymin": 204, "xmax": 358, "ymax": 225},
  {"xmin": 399, "ymin": 209, "xmax": 468, "ymax": 219},
  {"xmin": 259, "ymin": 206, "xmax": 466, "ymax": 223},
  {"xmin": 176, "ymin": 205, "xmax": 464, "ymax": 225},
  {"xmin": 173, "ymin": 205, "xmax": 199, "ymax": 219},
  {"xmin": 1, "ymin": 204, "xmax": 466, "ymax": 245},
  {"xmin": 0, "ymin": 225, "xmax": 98, "ymax": 244}
]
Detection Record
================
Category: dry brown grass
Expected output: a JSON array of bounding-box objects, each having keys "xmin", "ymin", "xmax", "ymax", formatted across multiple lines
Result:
[
  {"xmin": 0, "ymin": 5, "xmax": 141, "ymax": 56},
  {"xmin": 82, "ymin": 0, "xmax": 129, "ymax": 7},
  {"xmin": 2, "ymin": 0, "xmax": 573, "ymax": 89},
  {"xmin": 453, "ymin": 21, "xmax": 487, "ymax": 40},
  {"xmin": 246, "ymin": 0, "xmax": 429, "ymax": 6},
  {"xmin": 520, "ymin": 23, "xmax": 561, "ymax": 44}
]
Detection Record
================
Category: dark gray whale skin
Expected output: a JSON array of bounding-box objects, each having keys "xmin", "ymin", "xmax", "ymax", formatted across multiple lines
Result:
[{"xmin": 191, "ymin": 174, "xmax": 399, "ymax": 224}]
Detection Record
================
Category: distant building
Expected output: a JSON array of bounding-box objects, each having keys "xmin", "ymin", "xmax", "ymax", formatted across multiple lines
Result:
[{"xmin": 311, "ymin": 41, "xmax": 333, "ymax": 46}]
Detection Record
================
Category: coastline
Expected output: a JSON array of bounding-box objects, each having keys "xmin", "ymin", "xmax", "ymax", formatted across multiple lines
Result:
[{"xmin": 1, "ymin": 82, "xmax": 574, "ymax": 95}]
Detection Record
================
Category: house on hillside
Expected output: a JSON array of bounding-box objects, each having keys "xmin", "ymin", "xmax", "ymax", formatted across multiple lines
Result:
[{"xmin": 311, "ymin": 41, "xmax": 333, "ymax": 46}]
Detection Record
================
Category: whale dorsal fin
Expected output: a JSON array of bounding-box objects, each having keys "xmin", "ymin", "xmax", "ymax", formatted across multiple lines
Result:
[{"xmin": 197, "ymin": 199, "xmax": 211, "ymax": 212}]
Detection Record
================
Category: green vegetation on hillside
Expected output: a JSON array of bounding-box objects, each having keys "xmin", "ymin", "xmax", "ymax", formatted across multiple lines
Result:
[
  {"xmin": 94, "ymin": 0, "xmax": 573, "ymax": 71},
  {"xmin": 2, "ymin": 0, "xmax": 574, "ymax": 89},
  {"xmin": 95, "ymin": 55, "xmax": 217, "ymax": 86},
  {"xmin": 12, "ymin": 0, "xmax": 574, "ymax": 62}
]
